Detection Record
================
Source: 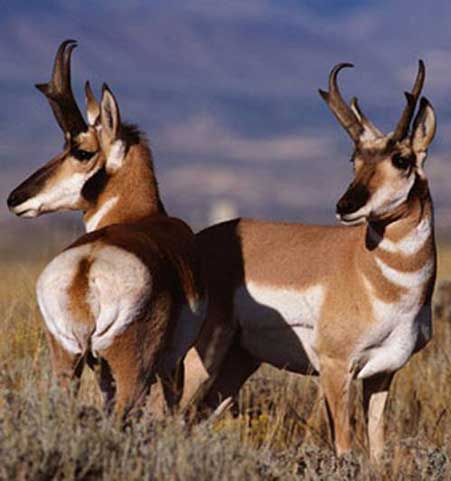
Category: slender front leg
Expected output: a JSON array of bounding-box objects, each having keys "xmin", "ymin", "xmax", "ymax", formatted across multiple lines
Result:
[
  {"xmin": 363, "ymin": 373, "xmax": 393, "ymax": 462},
  {"xmin": 320, "ymin": 357, "xmax": 353, "ymax": 456}
]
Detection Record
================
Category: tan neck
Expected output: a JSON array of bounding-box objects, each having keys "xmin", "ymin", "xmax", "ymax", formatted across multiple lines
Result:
[
  {"xmin": 84, "ymin": 143, "xmax": 166, "ymax": 232},
  {"xmin": 359, "ymin": 178, "xmax": 435, "ymax": 297}
]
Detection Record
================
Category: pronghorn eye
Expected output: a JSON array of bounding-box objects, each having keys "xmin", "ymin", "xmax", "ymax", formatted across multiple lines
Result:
[
  {"xmin": 72, "ymin": 149, "xmax": 96, "ymax": 162},
  {"xmin": 392, "ymin": 153, "xmax": 411, "ymax": 170}
]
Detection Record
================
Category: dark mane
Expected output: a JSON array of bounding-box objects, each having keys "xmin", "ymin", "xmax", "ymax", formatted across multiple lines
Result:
[{"xmin": 121, "ymin": 122, "xmax": 147, "ymax": 147}]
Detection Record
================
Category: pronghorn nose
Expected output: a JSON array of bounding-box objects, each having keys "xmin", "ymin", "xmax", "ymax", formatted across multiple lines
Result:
[
  {"xmin": 336, "ymin": 184, "xmax": 369, "ymax": 216},
  {"xmin": 336, "ymin": 197, "xmax": 357, "ymax": 216},
  {"xmin": 7, "ymin": 188, "xmax": 28, "ymax": 209}
]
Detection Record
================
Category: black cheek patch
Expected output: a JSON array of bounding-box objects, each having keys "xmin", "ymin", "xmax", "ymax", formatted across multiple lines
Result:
[{"xmin": 81, "ymin": 167, "xmax": 109, "ymax": 203}]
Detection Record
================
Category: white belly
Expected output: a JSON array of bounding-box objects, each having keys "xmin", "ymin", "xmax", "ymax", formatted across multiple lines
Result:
[{"xmin": 234, "ymin": 282, "xmax": 325, "ymax": 373}]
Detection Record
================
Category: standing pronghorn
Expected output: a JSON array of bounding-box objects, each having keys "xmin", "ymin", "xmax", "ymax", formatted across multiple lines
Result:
[
  {"xmin": 7, "ymin": 40, "xmax": 205, "ymax": 417},
  {"xmin": 185, "ymin": 61, "xmax": 437, "ymax": 461}
]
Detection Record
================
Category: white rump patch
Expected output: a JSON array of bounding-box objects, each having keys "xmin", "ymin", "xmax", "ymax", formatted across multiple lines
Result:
[
  {"xmin": 85, "ymin": 196, "xmax": 119, "ymax": 232},
  {"xmin": 37, "ymin": 245, "xmax": 93, "ymax": 355},
  {"xmin": 106, "ymin": 140, "xmax": 125, "ymax": 172},
  {"xmin": 89, "ymin": 246, "xmax": 152, "ymax": 353},
  {"xmin": 37, "ymin": 244, "xmax": 153, "ymax": 357}
]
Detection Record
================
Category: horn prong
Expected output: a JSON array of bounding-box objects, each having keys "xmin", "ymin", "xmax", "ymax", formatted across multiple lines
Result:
[
  {"xmin": 85, "ymin": 81, "xmax": 100, "ymax": 126},
  {"xmin": 391, "ymin": 60, "xmax": 425, "ymax": 142}
]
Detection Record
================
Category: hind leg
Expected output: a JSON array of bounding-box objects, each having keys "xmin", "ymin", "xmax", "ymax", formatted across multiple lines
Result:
[
  {"xmin": 98, "ymin": 332, "xmax": 151, "ymax": 418},
  {"xmin": 87, "ymin": 355, "xmax": 116, "ymax": 414},
  {"xmin": 202, "ymin": 341, "xmax": 260, "ymax": 412},
  {"xmin": 97, "ymin": 310, "xmax": 171, "ymax": 418},
  {"xmin": 146, "ymin": 360, "xmax": 185, "ymax": 417},
  {"xmin": 180, "ymin": 308, "xmax": 237, "ymax": 411},
  {"xmin": 160, "ymin": 360, "xmax": 184, "ymax": 409},
  {"xmin": 46, "ymin": 332, "xmax": 85, "ymax": 394}
]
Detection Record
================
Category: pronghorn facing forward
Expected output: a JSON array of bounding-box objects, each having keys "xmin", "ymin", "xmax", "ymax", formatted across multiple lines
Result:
[
  {"xmin": 185, "ymin": 61, "xmax": 437, "ymax": 461},
  {"xmin": 7, "ymin": 40, "xmax": 205, "ymax": 417}
]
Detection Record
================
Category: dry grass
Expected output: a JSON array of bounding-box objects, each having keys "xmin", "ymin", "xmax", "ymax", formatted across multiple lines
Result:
[{"xmin": 0, "ymin": 243, "xmax": 450, "ymax": 480}]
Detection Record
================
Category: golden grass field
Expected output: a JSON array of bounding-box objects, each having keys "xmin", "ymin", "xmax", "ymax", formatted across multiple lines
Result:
[{"xmin": 0, "ymin": 239, "xmax": 450, "ymax": 480}]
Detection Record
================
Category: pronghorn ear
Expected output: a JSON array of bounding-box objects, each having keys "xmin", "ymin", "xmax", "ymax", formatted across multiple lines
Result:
[
  {"xmin": 100, "ymin": 84, "xmax": 124, "ymax": 173},
  {"xmin": 100, "ymin": 83, "xmax": 121, "ymax": 141},
  {"xmin": 85, "ymin": 81, "xmax": 100, "ymax": 126},
  {"xmin": 412, "ymin": 98, "xmax": 436, "ymax": 166}
]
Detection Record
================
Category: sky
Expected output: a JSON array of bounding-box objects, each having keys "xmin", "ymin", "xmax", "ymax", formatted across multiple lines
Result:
[{"xmin": 1, "ymin": 0, "xmax": 451, "ymax": 235}]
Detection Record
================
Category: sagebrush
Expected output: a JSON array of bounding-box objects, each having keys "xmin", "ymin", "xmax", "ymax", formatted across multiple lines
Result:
[{"xmin": 0, "ymin": 247, "xmax": 450, "ymax": 480}]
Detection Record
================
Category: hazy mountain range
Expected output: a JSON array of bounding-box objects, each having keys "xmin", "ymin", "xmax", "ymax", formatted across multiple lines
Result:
[{"xmin": 1, "ymin": 1, "xmax": 450, "ymax": 240}]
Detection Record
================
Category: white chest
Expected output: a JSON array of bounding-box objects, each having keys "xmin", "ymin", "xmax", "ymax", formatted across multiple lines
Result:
[{"xmin": 355, "ymin": 260, "xmax": 434, "ymax": 379}]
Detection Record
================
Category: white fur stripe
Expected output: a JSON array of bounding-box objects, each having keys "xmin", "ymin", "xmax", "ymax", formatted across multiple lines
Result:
[
  {"xmin": 85, "ymin": 196, "xmax": 118, "ymax": 232},
  {"xmin": 375, "ymin": 257, "xmax": 434, "ymax": 288},
  {"xmin": 107, "ymin": 140, "xmax": 125, "ymax": 172},
  {"xmin": 368, "ymin": 217, "xmax": 432, "ymax": 255}
]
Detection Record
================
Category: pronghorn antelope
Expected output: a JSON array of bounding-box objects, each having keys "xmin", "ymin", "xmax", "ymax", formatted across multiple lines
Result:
[
  {"xmin": 185, "ymin": 61, "xmax": 437, "ymax": 461},
  {"xmin": 7, "ymin": 40, "xmax": 205, "ymax": 417}
]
